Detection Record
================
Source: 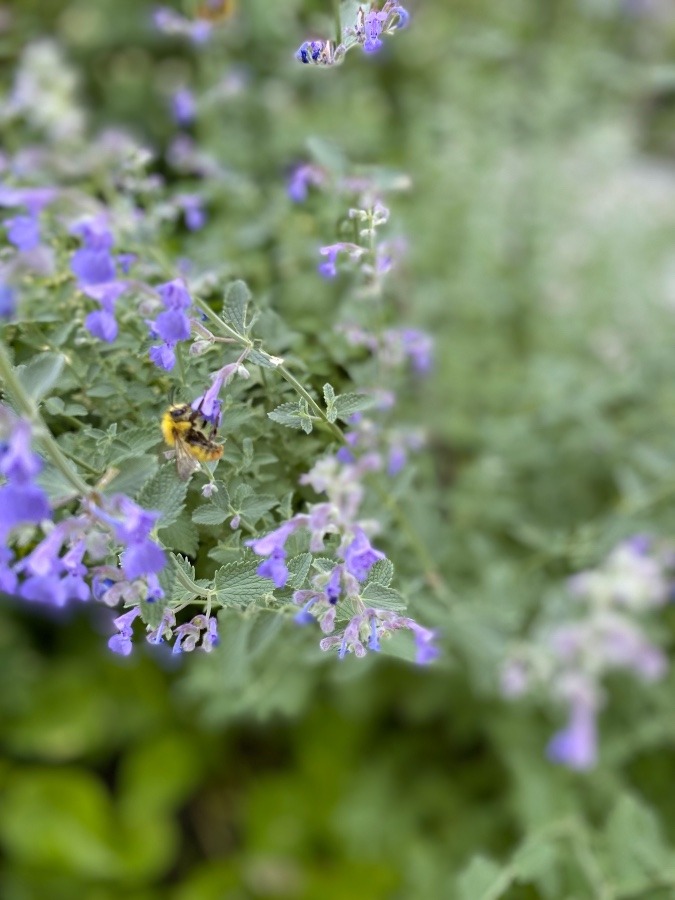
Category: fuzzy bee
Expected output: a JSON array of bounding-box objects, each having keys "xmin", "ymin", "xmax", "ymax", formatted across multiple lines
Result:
[
  {"xmin": 192, "ymin": 0, "xmax": 236, "ymax": 23},
  {"xmin": 161, "ymin": 403, "xmax": 224, "ymax": 480}
]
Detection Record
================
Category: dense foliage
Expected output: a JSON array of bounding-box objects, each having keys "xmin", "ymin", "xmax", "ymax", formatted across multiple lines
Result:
[{"xmin": 3, "ymin": 1, "xmax": 675, "ymax": 897}]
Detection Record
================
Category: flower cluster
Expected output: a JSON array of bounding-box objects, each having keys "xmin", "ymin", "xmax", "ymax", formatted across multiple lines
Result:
[
  {"xmin": 501, "ymin": 537, "xmax": 671, "ymax": 770},
  {"xmin": 108, "ymin": 607, "xmax": 219, "ymax": 657},
  {"xmin": 147, "ymin": 279, "xmax": 194, "ymax": 370},
  {"xmin": 153, "ymin": 7, "xmax": 213, "ymax": 44},
  {"xmin": 247, "ymin": 452, "xmax": 438, "ymax": 664},
  {"xmin": 0, "ymin": 405, "xmax": 166, "ymax": 609},
  {"xmin": 295, "ymin": 2, "xmax": 409, "ymax": 66}
]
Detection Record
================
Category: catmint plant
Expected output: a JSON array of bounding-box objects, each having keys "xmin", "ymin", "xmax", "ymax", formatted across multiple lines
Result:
[{"xmin": 502, "ymin": 538, "xmax": 671, "ymax": 769}]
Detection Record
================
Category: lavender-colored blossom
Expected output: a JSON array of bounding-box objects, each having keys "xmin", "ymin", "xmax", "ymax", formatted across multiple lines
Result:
[
  {"xmin": 108, "ymin": 607, "xmax": 141, "ymax": 656},
  {"xmin": 0, "ymin": 418, "xmax": 42, "ymax": 483},
  {"xmin": 85, "ymin": 310, "xmax": 118, "ymax": 342},
  {"xmin": 149, "ymin": 343, "xmax": 177, "ymax": 370},
  {"xmin": 192, "ymin": 363, "xmax": 239, "ymax": 425},
  {"xmin": 70, "ymin": 217, "xmax": 117, "ymax": 286},
  {"xmin": 153, "ymin": 7, "xmax": 212, "ymax": 43},
  {"xmin": 342, "ymin": 528, "xmax": 385, "ymax": 581},
  {"xmin": 295, "ymin": 40, "xmax": 334, "ymax": 66},
  {"xmin": 287, "ymin": 163, "xmax": 325, "ymax": 202},
  {"xmin": 0, "ymin": 281, "xmax": 16, "ymax": 318},
  {"xmin": 171, "ymin": 87, "xmax": 196, "ymax": 127},
  {"xmin": 157, "ymin": 279, "xmax": 191, "ymax": 310},
  {"xmin": 0, "ymin": 483, "xmax": 50, "ymax": 535},
  {"xmin": 179, "ymin": 194, "xmax": 206, "ymax": 231},
  {"xmin": 547, "ymin": 700, "xmax": 597, "ymax": 771},
  {"xmin": 318, "ymin": 242, "xmax": 364, "ymax": 279},
  {"xmin": 5, "ymin": 214, "xmax": 41, "ymax": 251},
  {"xmin": 153, "ymin": 308, "xmax": 191, "ymax": 342}
]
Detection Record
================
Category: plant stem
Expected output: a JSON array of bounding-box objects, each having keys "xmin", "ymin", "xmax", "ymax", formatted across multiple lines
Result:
[{"xmin": 0, "ymin": 339, "xmax": 91, "ymax": 496}]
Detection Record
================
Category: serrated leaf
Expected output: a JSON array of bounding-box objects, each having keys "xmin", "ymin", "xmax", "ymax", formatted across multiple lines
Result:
[
  {"xmin": 312, "ymin": 558, "xmax": 336, "ymax": 574},
  {"xmin": 106, "ymin": 456, "xmax": 158, "ymax": 498},
  {"xmin": 222, "ymin": 280, "xmax": 251, "ymax": 334},
  {"xmin": 137, "ymin": 466, "xmax": 188, "ymax": 529},
  {"xmin": 169, "ymin": 553, "xmax": 208, "ymax": 603},
  {"xmin": 15, "ymin": 352, "xmax": 65, "ymax": 403},
  {"xmin": 268, "ymin": 400, "xmax": 313, "ymax": 432},
  {"xmin": 457, "ymin": 855, "xmax": 512, "ymax": 900},
  {"xmin": 367, "ymin": 558, "xmax": 394, "ymax": 588},
  {"xmin": 248, "ymin": 348, "xmax": 281, "ymax": 368},
  {"xmin": 237, "ymin": 493, "xmax": 278, "ymax": 524},
  {"xmin": 192, "ymin": 505, "xmax": 229, "ymax": 526},
  {"xmin": 287, "ymin": 553, "xmax": 312, "ymax": 589},
  {"xmin": 139, "ymin": 594, "xmax": 169, "ymax": 630},
  {"xmin": 323, "ymin": 383, "xmax": 337, "ymax": 423},
  {"xmin": 111, "ymin": 426, "xmax": 160, "ymax": 461},
  {"xmin": 159, "ymin": 516, "xmax": 199, "ymax": 557},
  {"xmin": 360, "ymin": 582, "xmax": 406, "ymax": 610},
  {"xmin": 248, "ymin": 611, "xmax": 285, "ymax": 659},
  {"xmin": 214, "ymin": 558, "xmax": 271, "ymax": 606},
  {"xmin": 333, "ymin": 392, "xmax": 376, "ymax": 421},
  {"xmin": 603, "ymin": 794, "xmax": 675, "ymax": 891}
]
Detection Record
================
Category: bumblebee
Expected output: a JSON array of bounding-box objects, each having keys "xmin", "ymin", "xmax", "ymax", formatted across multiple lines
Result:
[
  {"xmin": 192, "ymin": 0, "xmax": 236, "ymax": 23},
  {"xmin": 161, "ymin": 403, "xmax": 224, "ymax": 480}
]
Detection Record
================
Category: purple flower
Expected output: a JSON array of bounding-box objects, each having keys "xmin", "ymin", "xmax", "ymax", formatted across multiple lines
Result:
[
  {"xmin": 171, "ymin": 87, "xmax": 196, "ymax": 127},
  {"xmin": 547, "ymin": 701, "xmax": 598, "ymax": 771},
  {"xmin": 192, "ymin": 363, "xmax": 238, "ymax": 425},
  {"xmin": 318, "ymin": 243, "xmax": 363, "ymax": 279},
  {"xmin": 85, "ymin": 310, "xmax": 118, "ymax": 342},
  {"xmin": 5, "ymin": 214, "xmax": 41, "ymax": 251},
  {"xmin": 0, "ymin": 419, "xmax": 42, "ymax": 483},
  {"xmin": 153, "ymin": 7, "xmax": 212, "ymax": 43},
  {"xmin": 122, "ymin": 539, "xmax": 166, "ymax": 579},
  {"xmin": 343, "ymin": 528, "xmax": 385, "ymax": 581},
  {"xmin": 158, "ymin": 279, "xmax": 192, "ymax": 310},
  {"xmin": 295, "ymin": 41, "xmax": 333, "ymax": 66},
  {"xmin": 0, "ymin": 483, "xmax": 50, "ymax": 535},
  {"xmin": 179, "ymin": 195, "xmax": 206, "ymax": 231},
  {"xmin": 153, "ymin": 308, "xmax": 191, "ymax": 342},
  {"xmin": 149, "ymin": 343, "xmax": 177, "ymax": 370},
  {"xmin": 108, "ymin": 607, "xmax": 141, "ymax": 656},
  {"xmin": 257, "ymin": 549, "xmax": 289, "ymax": 589},
  {"xmin": 0, "ymin": 281, "xmax": 16, "ymax": 318},
  {"xmin": 408, "ymin": 622, "xmax": 440, "ymax": 665},
  {"xmin": 70, "ymin": 218, "xmax": 116, "ymax": 287},
  {"xmin": 287, "ymin": 164, "xmax": 324, "ymax": 203},
  {"xmin": 400, "ymin": 329, "xmax": 433, "ymax": 374}
]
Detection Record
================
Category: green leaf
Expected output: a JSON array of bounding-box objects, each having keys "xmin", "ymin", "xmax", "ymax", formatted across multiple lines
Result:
[
  {"xmin": 222, "ymin": 280, "xmax": 251, "ymax": 334},
  {"xmin": 287, "ymin": 553, "xmax": 312, "ymax": 588},
  {"xmin": 192, "ymin": 505, "xmax": 229, "ymax": 526},
  {"xmin": 136, "ymin": 466, "xmax": 188, "ymax": 529},
  {"xmin": 360, "ymin": 582, "xmax": 406, "ymax": 610},
  {"xmin": 169, "ymin": 553, "xmax": 209, "ymax": 604},
  {"xmin": 159, "ymin": 515, "xmax": 199, "ymax": 557},
  {"xmin": 106, "ymin": 457, "xmax": 158, "ymax": 498},
  {"xmin": 139, "ymin": 594, "xmax": 169, "ymax": 630},
  {"xmin": 248, "ymin": 346, "xmax": 282, "ymax": 368},
  {"xmin": 603, "ymin": 794, "xmax": 675, "ymax": 892},
  {"xmin": 366, "ymin": 558, "xmax": 394, "ymax": 588},
  {"xmin": 333, "ymin": 392, "xmax": 376, "ymax": 421},
  {"xmin": 323, "ymin": 383, "xmax": 337, "ymax": 423},
  {"xmin": 15, "ymin": 352, "xmax": 65, "ymax": 404},
  {"xmin": 268, "ymin": 399, "xmax": 314, "ymax": 433},
  {"xmin": 457, "ymin": 855, "xmax": 512, "ymax": 900},
  {"xmin": 213, "ymin": 558, "xmax": 272, "ymax": 606},
  {"xmin": 237, "ymin": 492, "xmax": 278, "ymax": 524}
]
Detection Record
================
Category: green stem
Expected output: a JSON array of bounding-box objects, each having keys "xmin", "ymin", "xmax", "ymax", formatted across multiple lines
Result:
[
  {"xmin": 332, "ymin": 0, "xmax": 341, "ymax": 44},
  {"xmin": 0, "ymin": 339, "xmax": 91, "ymax": 496}
]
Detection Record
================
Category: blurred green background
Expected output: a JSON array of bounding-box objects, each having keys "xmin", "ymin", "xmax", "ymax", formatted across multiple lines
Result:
[{"xmin": 4, "ymin": 0, "xmax": 675, "ymax": 897}]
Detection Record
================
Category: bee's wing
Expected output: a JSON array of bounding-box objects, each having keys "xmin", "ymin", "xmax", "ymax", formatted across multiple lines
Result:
[{"xmin": 174, "ymin": 436, "xmax": 201, "ymax": 480}]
